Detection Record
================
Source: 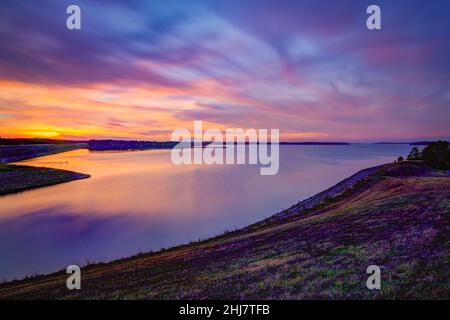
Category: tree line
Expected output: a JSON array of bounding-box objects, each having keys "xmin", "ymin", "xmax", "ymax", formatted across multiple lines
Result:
[{"xmin": 400, "ymin": 140, "xmax": 450, "ymax": 170}]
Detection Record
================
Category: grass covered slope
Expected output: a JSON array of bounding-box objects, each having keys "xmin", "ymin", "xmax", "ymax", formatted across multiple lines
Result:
[
  {"xmin": 0, "ymin": 161, "xmax": 448, "ymax": 299},
  {"xmin": 0, "ymin": 164, "xmax": 90, "ymax": 196}
]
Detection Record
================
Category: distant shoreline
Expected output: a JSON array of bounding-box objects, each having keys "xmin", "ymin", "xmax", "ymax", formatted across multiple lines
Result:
[
  {"xmin": 1, "ymin": 141, "xmax": 352, "ymax": 161},
  {"xmin": 0, "ymin": 138, "xmax": 437, "ymax": 160},
  {"xmin": 0, "ymin": 143, "xmax": 87, "ymax": 163}
]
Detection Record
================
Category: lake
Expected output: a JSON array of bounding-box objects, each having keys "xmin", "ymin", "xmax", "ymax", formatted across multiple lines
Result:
[{"xmin": 0, "ymin": 144, "xmax": 412, "ymax": 281}]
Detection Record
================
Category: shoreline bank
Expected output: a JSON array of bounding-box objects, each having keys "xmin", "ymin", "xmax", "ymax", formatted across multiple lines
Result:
[{"xmin": 0, "ymin": 164, "xmax": 90, "ymax": 196}]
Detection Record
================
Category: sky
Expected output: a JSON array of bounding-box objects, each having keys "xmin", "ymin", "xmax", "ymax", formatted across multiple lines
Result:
[{"xmin": 0, "ymin": 0, "xmax": 449, "ymax": 142}]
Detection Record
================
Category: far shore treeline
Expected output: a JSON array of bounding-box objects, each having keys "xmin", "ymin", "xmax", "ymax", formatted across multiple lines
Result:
[
  {"xmin": 0, "ymin": 136, "xmax": 444, "ymax": 163},
  {"xmin": 0, "ymin": 138, "xmax": 86, "ymax": 145},
  {"xmin": 0, "ymin": 137, "xmax": 436, "ymax": 147}
]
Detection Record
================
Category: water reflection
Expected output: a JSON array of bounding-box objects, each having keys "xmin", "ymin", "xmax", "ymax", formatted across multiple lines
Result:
[{"xmin": 0, "ymin": 144, "xmax": 411, "ymax": 281}]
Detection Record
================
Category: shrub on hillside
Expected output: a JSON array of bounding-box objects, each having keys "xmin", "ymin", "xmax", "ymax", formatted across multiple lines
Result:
[{"xmin": 422, "ymin": 140, "xmax": 450, "ymax": 170}]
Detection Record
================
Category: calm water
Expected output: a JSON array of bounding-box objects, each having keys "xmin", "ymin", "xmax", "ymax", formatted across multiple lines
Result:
[{"xmin": 0, "ymin": 144, "xmax": 411, "ymax": 281}]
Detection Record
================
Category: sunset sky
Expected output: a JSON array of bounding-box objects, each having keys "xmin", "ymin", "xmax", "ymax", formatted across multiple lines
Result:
[{"xmin": 0, "ymin": 0, "xmax": 449, "ymax": 141}]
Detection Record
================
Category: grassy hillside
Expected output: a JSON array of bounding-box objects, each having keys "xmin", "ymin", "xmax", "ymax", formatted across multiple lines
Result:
[{"xmin": 0, "ymin": 161, "xmax": 448, "ymax": 299}]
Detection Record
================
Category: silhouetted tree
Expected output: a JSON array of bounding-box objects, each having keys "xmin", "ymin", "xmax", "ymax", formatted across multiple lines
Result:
[
  {"xmin": 422, "ymin": 140, "xmax": 450, "ymax": 170},
  {"xmin": 397, "ymin": 156, "xmax": 404, "ymax": 163},
  {"xmin": 407, "ymin": 146, "xmax": 422, "ymax": 160}
]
